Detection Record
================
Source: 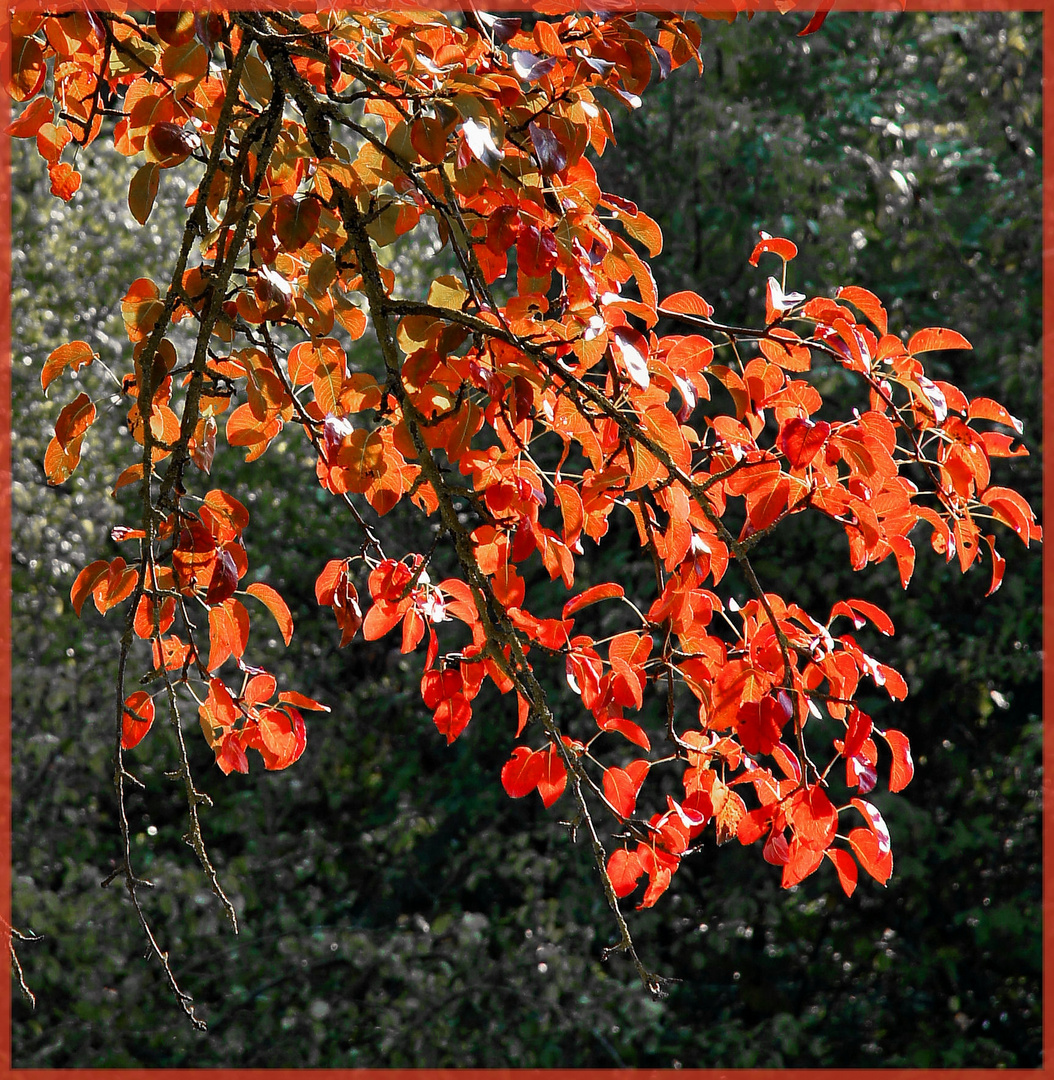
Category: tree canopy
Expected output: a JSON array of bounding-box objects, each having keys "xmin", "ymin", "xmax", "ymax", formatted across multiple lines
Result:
[{"xmin": 7, "ymin": 7, "xmax": 1042, "ymax": 1067}]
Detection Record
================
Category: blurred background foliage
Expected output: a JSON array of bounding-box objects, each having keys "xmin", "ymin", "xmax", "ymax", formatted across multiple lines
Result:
[{"xmin": 11, "ymin": 11, "xmax": 1041, "ymax": 1067}]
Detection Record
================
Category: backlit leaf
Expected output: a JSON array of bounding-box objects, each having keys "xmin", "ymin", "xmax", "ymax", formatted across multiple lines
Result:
[
  {"xmin": 501, "ymin": 745, "xmax": 544, "ymax": 798},
  {"xmin": 246, "ymin": 582, "xmax": 293, "ymax": 645},
  {"xmin": 42, "ymin": 340, "xmax": 95, "ymax": 395},
  {"xmin": 121, "ymin": 691, "xmax": 155, "ymax": 749},
  {"xmin": 907, "ymin": 327, "xmax": 972, "ymax": 354},
  {"xmin": 607, "ymin": 848, "xmax": 644, "ymax": 898},
  {"xmin": 878, "ymin": 728, "xmax": 914, "ymax": 792}
]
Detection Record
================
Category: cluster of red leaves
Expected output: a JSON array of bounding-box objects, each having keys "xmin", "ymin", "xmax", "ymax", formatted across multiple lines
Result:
[{"xmin": 13, "ymin": 7, "xmax": 1039, "ymax": 921}]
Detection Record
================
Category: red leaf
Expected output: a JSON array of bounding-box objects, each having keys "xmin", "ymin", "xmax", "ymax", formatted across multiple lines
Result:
[
  {"xmin": 738, "ymin": 804, "xmax": 776, "ymax": 846},
  {"xmin": 850, "ymin": 797, "xmax": 891, "ymax": 853},
  {"xmin": 536, "ymin": 744, "xmax": 568, "ymax": 807},
  {"xmin": 787, "ymin": 784, "xmax": 838, "ymax": 849},
  {"xmin": 603, "ymin": 765, "xmax": 639, "ymax": 818},
  {"xmin": 845, "ymin": 598, "xmax": 894, "ymax": 636},
  {"xmin": 121, "ymin": 691, "xmax": 155, "ymax": 749},
  {"xmin": 879, "ymin": 728, "xmax": 914, "ymax": 792},
  {"xmin": 779, "ymin": 417, "xmax": 830, "ymax": 468},
  {"xmin": 638, "ymin": 863, "xmax": 674, "ymax": 909},
  {"xmin": 205, "ymin": 548, "xmax": 239, "ymax": 607},
  {"xmin": 316, "ymin": 559, "xmax": 349, "ymax": 605},
  {"xmin": 781, "ymin": 839, "xmax": 824, "ymax": 887},
  {"xmin": 362, "ymin": 601, "xmax": 403, "ymax": 641},
  {"xmin": 216, "ymin": 732, "xmax": 249, "ymax": 775},
  {"xmin": 889, "ymin": 535, "xmax": 915, "ymax": 590},
  {"xmin": 501, "ymin": 745, "xmax": 544, "ymax": 798},
  {"xmin": 981, "ymin": 533, "xmax": 1006, "ymax": 596},
  {"xmin": 825, "ymin": 848, "xmax": 858, "ymax": 896},
  {"xmin": 517, "ymin": 223, "xmax": 558, "ymax": 277},
  {"xmin": 607, "ymin": 848, "xmax": 644, "ymax": 898},
  {"xmin": 255, "ymin": 707, "xmax": 301, "ymax": 769},
  {"xmin": 980, "ymin": 486, "xmax": 1041, "ymax": 545},
  {"xmin": 598, "ymin": 714, "xmax": 651, "ymax": 752},
  {"xmin": 797, "ymin": 8, "xmax": 831, "ymax": 36},
  {"xmin": 842, "ymin": 706, "xmax": 872, "ymax": 760},
  {"xmin": 967, "ymin": 396, "xmax": 1023, "ymax": 434},
  {"xmin": 735, "ymin": 697, "xmax": 785, "ymax": 756},
  {"xmin": 433, "ymin": 693, "xmax": 471, "ymax": 744}
]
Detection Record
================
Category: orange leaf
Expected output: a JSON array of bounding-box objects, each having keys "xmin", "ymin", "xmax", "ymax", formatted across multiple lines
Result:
[
  {"xmin": 8, "ymin": 95, "xmax": 53, "ymax": 137},
  {"xmin": 562, "ymin": 582, "xmax": 624, "ymax": 619},
  {"xmin": 618, "ymin": 207, "xmax": 663, "ymax": 257},
  {"xmin": 70, "ymin": 560, "xmax": 110, "ymax": 616},
  {"xmin": 42, "ymin": 340, "xmax": 96, "ymax": 395},
  {"xmin": 201, "ymin": 489, "xmax": 250, "ymax": 540},
  {"xmin": 714, "ymin": 788, "xmax": 746, "ymax": 844},
  {"xmin": 93, "ymin": 559, "xmax": 138, "ymax": 614},
  {"xmin": 121, "ymin": 691, "xmax": 155, "ymax": 749},
  {"xmin": 48, "ymin": 162, "xmax": 81, "ymax": 201},
  {"xmin": 36, "ymin": 122, "xmax": 70, "ymax": 164},
  {"xmin": 907, "ymin": 327, "xmax": 971, "ymax": 354},
  {"xmin": 206, "ymin": 604, "xmax": 235, "ymax": 672},
  {"xmin": 313, "ymin": 359, "xmax": 345, "ymax": 415},
  {"xmin": 44, "ymin": 433, "xmax": 84, "ymax": 485},
  {"xmin": 837, "ymin": 285, "xmax": 888, "ymax": 336},
  {"xmin": 246, "ymin": 582, "xmax": 293, "ymax": 645},
  {"xmin": 54, "ymin": 392, "xmax": 96, "ymax": 450},
  {"xmin": 121, "ymin": 277, "xmax": 163, "ymax": 343},
  {"xmin": 749, "ymin": 234, "xmax": 798, "ymax": 265},
  {"xmin": 659, "ymin": 289, "xmax": 713, "ymax": 320},
  {"xmin": 10, "ymin": 36, "xmax": 47, "ymax": 102},
  {"xmin": 278, "ymin": 690, "xmax": 330, "ymax": 712}
]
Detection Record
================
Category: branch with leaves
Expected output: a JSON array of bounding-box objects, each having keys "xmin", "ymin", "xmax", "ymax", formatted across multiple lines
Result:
[{"xmin": 10, "ymin": 6, "xmax": 1040, "ymax": 1024}]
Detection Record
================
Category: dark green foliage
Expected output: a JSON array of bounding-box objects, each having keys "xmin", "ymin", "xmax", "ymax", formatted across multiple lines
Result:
[{"xmin": 12, "ymin": 12, "xmax": 1039, "ymax": 1066}]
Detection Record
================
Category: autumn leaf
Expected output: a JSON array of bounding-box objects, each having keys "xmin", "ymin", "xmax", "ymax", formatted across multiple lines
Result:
[
  {"xmin": 121, "ymin": 691, "xmax": 155, "ymax": 749},
  {"xmin": 501, "ymin": 746, "xmax": 544, "ymax": 799},
  {"xmin": 246, "ymin": 582, "xmax": 293, "ymax": 645}
]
